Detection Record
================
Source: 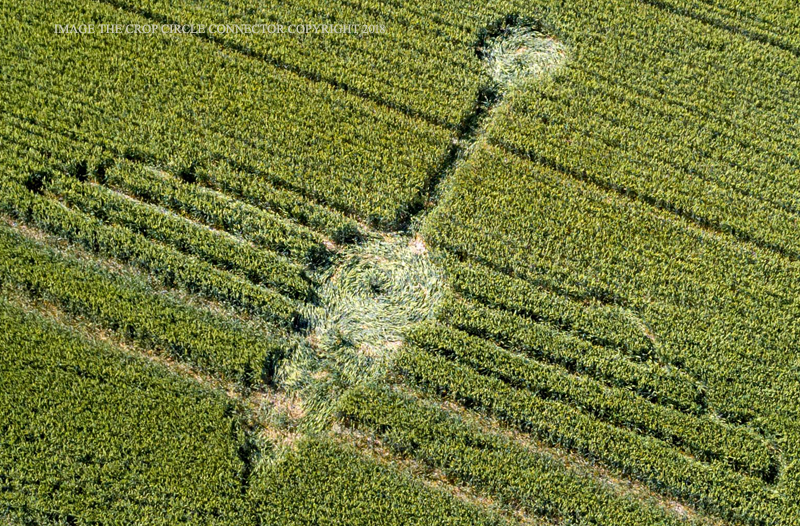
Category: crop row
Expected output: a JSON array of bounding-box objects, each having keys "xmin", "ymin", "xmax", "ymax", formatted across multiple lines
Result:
[
  {"xmin": 125, "ymin": 0, "xmax": 800, "ymax": 140},
  {"xmin": 490, "ymin": 88, "xmax": 800, "ymax": 259},
  {"xmin": 44, "ymin": 171, "xmax": 314, "ymax": 301},
  {"xmin": 0, "ymin": 176, "xmax": 300, "ymax": 326},
  {"xmin": 0, "ymin": 299, "xmax": 252, "ymax": 524},
  {"xmin": 423, "ymin": 143, "xmax": 800, "ymax": 423},
  {"xmin": 568, "ymin": 56, "xmax": 800, "ymax": 194},
  {"xmin": 439, "ymin": 256, "xmax": 660, "ymax": 363},
  {"xmin": 0, "ymin": 224, "xmax": 287, "ymax": 386},
  {"xmin": 8, "ymin": 0, "xmax": 798, "ymax": 206},
  {"xmin": 338, "ymin": 384, "xmax": 712, "ymax": 526},
  {"xmin": 2, "ymin": 111, "xmax": 362, "ymax": 248},
  {"xmin": 0, "ymin": 110, "xmax": 332, "ymax": 314},
  {"xmin": 635, "ymin": 0, "xmax": 800, "ymax": 56},
  {"xmin": 109, "ymin": 0, "xmax": 800, "ymax": 138},
  {"xmin": 408, "ymin": 320, "xmax": 774, "ymax": 479},
  {"xmin": 1, "ymin": 0, "xmax": 451, "ymax": 227},
  {"xmin": 98, "ymin": 0, "xmax": 494, "ymax": 128},
  {"xmin": 99, "ymin": 159, "xmax": 333, "ymax": 267},
  {"xmin": 0, "ymin": 111, "xmax": 101, "ymax": 178},
  {"xmin": 196, "ymin": 162, "xmax": 362, "ymax": 245},
  {"xmin": 564, "ymin": 0, "xmax": 800, "ymax": 148},
  {"xmin": 497, "ymin": 70, "xmax": 800, "ymax": 215},
  {"xmin": 438, "ymin": 293, "xmax": 702, "ymax": 413},
  {"xmin": 0, "ymin": 295, "xmax": 506, "ymax": 525},
  {"xmin": 395, "ymin": 344, "xmax": 781, "ymax": 524},
  {"xmin": 250, "ymin": 438, "xmax": 505, "ymax": 526}
]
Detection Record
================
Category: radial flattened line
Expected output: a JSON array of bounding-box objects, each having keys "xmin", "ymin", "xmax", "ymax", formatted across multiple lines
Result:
[{"xmin": 275, "ymin": 21, "xmax": 570, "ymax": 434}]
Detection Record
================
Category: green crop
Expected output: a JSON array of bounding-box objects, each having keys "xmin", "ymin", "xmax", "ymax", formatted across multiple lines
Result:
[
  {"xmin": 0, "ymin": 225, "xmax": 288, "ymax": 387},
  {"xmin": 0, "ymin": 300, "xmax": 252, "ymax": 525}
]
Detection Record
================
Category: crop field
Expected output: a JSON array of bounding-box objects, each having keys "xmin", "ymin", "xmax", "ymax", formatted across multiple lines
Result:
[{"xmin": 1, "ymin": 0, "xmax": 799, "ymax": 524}]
